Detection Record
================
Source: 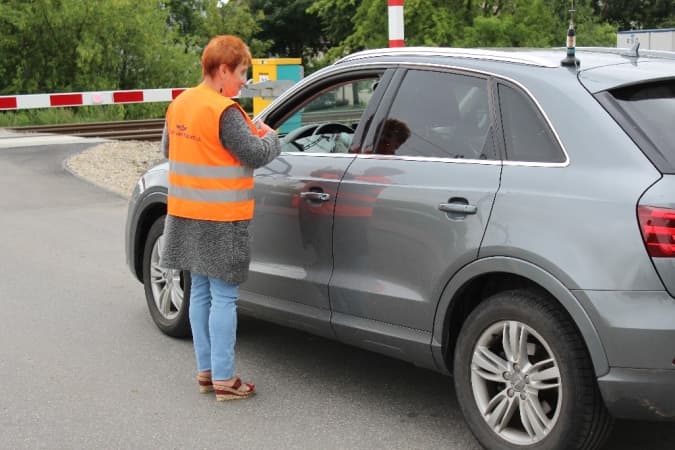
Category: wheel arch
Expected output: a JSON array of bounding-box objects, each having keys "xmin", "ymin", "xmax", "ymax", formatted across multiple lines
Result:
[
  {"xmin": 431, "ymin": 256, "xmax": 609, "ymax": 377},
  {"xmin": 131, "ymin": 192, "xmax": 167, "ymax": 282}
]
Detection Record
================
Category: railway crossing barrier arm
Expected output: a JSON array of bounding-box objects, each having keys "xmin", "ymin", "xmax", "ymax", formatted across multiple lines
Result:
[{"xmin": 0, "ymin": 80, "xmax": 297, "ymax": 111}]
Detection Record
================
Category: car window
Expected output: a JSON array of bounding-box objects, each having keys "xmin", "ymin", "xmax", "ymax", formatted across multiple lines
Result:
[
  {"xmin": 277, "ymin": 78, "xmax": 379, "ymax": 154},
  {"xmin": 369, "ymin": 69, "xmax": 495, "ymax": 160},
  {"xmin": 497, "ymin": 83, "xmax": 565, "ymax": 163},
  {"xmin": 608, "ymin": 79, "xmax": 675, "ymax": 174}
]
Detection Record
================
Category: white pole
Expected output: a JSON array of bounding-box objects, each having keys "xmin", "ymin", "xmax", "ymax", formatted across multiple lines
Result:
[{"xmin": 388, "ymin": 0, "xmax": 404, "ymax": 47}]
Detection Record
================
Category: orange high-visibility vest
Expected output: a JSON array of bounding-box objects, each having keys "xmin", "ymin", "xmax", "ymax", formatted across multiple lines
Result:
[{"xmin": 166, "ymin": 83, "xmax": 260, "ymax": 222}]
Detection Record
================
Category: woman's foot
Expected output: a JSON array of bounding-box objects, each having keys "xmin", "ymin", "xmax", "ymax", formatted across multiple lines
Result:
[
  {"xmin": 197, "ymin": 371, "xmax": 213, "ymax": 393},
  {"xmin": 213, "ymin": 376, "xmax": 255, "ymax": 401}
]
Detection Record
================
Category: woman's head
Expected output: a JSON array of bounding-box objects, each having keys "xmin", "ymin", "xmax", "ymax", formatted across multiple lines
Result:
[
  {"xmin": 201, "ymin": 35, "xmax": 252, "ymax": 97},
  {"xmin": 201, "ymin": 35, "xmax": 252, "ymax": 78}
]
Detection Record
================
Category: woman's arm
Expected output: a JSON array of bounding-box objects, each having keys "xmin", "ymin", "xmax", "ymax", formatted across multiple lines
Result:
[{"xmin": 219, "ymin": 107, "xmax": 280, "ymax": 168}]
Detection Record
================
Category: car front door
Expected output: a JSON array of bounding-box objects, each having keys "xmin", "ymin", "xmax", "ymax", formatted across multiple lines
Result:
[
  {"xmin": 329, "ymin": 68, "xmax": 502, "ymax": 366},
  {"xmin": 239, "ymin": 69, "xmax": 392, "ymax": 338}
]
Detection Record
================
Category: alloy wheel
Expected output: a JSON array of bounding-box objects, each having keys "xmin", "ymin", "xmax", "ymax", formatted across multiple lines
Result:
[
  {"xmin": 470, "ymin": 320, "xmax": 562, "ymax": 445},
  {"xmin": 149, "ymin": 233, "xmax": 184, "ymax": 320}
]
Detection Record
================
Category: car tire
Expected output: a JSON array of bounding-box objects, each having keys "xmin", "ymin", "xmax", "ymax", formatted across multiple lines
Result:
[
  {"xmin": 453, "ymin": 289, "xmax": 613, "ymax": 450},
  {"xmin": 142, "ymin": 215, "xmax": 191, "ymax": 338}
]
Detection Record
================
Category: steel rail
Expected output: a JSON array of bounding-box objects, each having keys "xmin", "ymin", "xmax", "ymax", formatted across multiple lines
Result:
[{"xmin": 6, "ymin": 119, "xmax": 166, "ymax": 141}]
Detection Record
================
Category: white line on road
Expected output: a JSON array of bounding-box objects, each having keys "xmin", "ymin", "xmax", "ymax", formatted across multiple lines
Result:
[{"xmin": 0, "ymin": 130, "xmax": 107, "ymax": 148}]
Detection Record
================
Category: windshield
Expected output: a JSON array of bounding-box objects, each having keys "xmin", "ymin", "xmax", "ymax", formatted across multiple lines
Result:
[{"xmin": 608, "ymin": 79, "xmax": 675, "ymax": 173}]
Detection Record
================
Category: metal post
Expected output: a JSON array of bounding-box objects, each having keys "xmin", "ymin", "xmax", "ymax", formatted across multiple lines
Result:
[{"xmin": 388, "ymin": 0, "xmax": 404, "ymax": 48}]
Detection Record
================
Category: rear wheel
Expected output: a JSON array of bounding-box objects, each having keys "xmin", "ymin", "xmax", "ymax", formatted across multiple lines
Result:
[
  {"xmin": 453, "ymin": 289, "xmax": 613, "ymax": 450},
  {"xmin": 142, "ymin": 215, "xmax": 191, "ymax": 337}
]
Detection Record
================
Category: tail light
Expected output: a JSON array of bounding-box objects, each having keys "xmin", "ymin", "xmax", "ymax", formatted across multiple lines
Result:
[{"xmin": 638, "ymin": 206, "xmax": 675, "ymax": 257}]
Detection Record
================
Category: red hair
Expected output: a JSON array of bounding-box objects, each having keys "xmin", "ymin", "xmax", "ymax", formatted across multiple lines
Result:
[{"xmin": 201, "ymin": 35, "xmax": 252, "ymax": 77}]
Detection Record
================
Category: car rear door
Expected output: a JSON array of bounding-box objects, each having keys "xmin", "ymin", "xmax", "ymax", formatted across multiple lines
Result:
[{"xmin": 329, "ymin": 68, "xmax": 502, "ymax": 366}]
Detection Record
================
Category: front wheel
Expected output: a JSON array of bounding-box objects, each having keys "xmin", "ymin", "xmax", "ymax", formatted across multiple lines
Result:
[
  {"xmin": 142, "ymin": 215, "xmax": 191, "ymax": 337},
  {"xmin": 453, "ymin": 289, "xmax": 613, "ymax": 450}
]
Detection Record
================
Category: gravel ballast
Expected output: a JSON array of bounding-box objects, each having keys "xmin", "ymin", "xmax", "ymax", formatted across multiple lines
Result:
[{"xmin": 66, "ymin": 140, "xmax": 164, "ymax": 198}]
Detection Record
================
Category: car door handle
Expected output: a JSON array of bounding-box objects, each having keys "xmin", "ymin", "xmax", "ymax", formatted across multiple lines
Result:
[
  {"xmin": 438, "ymin": 203, "xmax": 477, "ymax": 214},
  {"xmin": 300, "ymin": 191, "xmax": 331, "ymax": 202}
]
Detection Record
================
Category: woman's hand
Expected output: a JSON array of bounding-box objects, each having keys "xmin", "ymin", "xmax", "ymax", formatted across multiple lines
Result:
[{"xmin": 256, "ymin": 121, "xmax": 275, "ymax": 135}]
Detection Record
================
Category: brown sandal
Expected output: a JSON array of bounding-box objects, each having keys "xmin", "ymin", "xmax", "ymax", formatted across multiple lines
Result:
[
  {"xmin": 214, "ymin": 377, "xmax": 255, "ymax": 401},
  {"xmin": 197, "ymin": 374, "xmax": 214, "ymax": 393}
]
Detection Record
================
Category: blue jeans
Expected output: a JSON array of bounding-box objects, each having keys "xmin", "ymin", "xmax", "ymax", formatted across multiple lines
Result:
[{"xmin": 189, "ymin": 272, "xmax": 239, "ymax": 381}]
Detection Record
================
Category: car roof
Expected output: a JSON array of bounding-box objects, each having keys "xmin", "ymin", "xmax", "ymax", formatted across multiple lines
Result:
[{"xmin": 334, "ymin": 46, "xmax": 675, "ymax": 93}]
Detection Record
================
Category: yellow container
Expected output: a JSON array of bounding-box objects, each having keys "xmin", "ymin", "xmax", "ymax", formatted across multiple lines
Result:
[{"xmin": 251, "ymin": 58, "xmax": 302, "ymax": 117}]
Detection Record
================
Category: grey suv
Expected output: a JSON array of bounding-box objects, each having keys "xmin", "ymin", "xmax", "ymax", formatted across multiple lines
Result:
[{"xmin": 125, "ymin": 46, "xmax": 675, "ymax": 450}]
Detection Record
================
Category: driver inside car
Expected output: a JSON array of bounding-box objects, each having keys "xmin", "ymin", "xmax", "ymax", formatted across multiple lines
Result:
[{"xmin": 365, "ymin": 118, "xmax": 411, "ymax": 155}]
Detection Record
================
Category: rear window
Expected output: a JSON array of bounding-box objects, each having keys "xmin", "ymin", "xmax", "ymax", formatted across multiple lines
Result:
[{"xmin": 608, "ymin": 79, "xmax": 675, "ymax": 173}]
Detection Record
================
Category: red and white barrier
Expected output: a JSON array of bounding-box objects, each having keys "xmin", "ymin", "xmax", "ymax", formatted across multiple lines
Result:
[
  {"xmin": 388, "ymin": 0, "xmax": 405, "ymax": 48},
  {"xmin": 0, "ymin": 88, "xmax": 186, "ymax": 111}
]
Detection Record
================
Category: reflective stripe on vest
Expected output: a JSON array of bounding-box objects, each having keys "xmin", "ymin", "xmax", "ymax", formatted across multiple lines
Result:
[
  {"xmin": 169, "ymin": 186, "xmax": 253, "ymax": 202},
  {"xmin": 169, "ymin": 161, "xmax": 253, "ymax": 179},
  {"xmin": 166, "ymin": 84, "xmax": 257, "ymax": 222}
]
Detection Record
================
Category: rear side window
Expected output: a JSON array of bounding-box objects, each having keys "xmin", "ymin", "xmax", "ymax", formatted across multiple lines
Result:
[
  {"xmin": 497, "ymin": 84, "xmax": 565, "ymax": 163},
  {"xmin": 371, "ymin": 69, "xmax": 496, "ymax": 160},
  {"xmin": 609, "ymin": 80, "xmax": 675, "ymax": 174}
]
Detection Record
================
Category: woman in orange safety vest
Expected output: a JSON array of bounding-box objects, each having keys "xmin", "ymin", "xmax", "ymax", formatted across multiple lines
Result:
[{"xmin": 160, "ymin": 35, "xmax": 280, "ymax": 401}]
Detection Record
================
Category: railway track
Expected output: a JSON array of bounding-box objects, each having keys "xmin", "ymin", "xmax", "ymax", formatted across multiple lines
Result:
[
  {"xmin": 4, "ymin": 109, "xmax": 365, "ymax": 142},
  {"xmin": 7, "ymin": 118, "xmax": 165, "ymax": 141}
]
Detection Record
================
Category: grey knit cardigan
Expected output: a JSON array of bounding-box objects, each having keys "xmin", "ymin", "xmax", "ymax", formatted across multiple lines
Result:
[{"xmin": 159, "ymin": 105, "xmax": 281, "ymax": 284}]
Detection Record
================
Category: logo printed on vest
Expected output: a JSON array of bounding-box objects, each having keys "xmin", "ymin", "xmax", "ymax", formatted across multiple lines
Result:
[{"xmin": 171, "ymin": 123, "xmax": 201, "ymax": 142}]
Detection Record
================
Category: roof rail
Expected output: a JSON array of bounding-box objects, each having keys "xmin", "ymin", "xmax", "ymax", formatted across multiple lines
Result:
[
  {"xmin": 572, "ymin": 46, "xmax": 675, "ymax": 60},
  {"xmin": 335, "ymin": 47, "xmax": 559, "ymax": 68}
]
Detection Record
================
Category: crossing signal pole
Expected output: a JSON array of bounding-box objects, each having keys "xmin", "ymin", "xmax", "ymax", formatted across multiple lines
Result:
[{"xmin": 388, "ymin": 0, "xmax": 404, "ymax": 47}]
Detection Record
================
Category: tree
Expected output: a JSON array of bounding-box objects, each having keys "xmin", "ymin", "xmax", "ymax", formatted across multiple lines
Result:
[
  {"xmin": 592, "ymin": 0, "xmax": 675, "ymax": 29},
  {"xmin": 164, "ymin": 0, "xmax": 207, "ymax": 37},
  {"xmin": 306, "ymin": 0, "xmax": 616, "ymax": 61},
  {"xmin": 307, "ymin": 0, "xmax": 361, "ymax": 50},
  {"xmin": 200, "ymin": 0, "xmax": 271, "ymax": 56},
  {"xmin": 0, "ymin": 0, "xmax": 199, "ymax": 95},
  {"xmin": 310, "ymin": 0, "xmax": 459, "ymax": 54},
  {"xmin": 403, "ymin": 0, "xmax": 459, "ymax": 46},
  {"xmin": 249, "ymin": 0, "xmax": 325, "ymax": 59},
  {"xmin": 305, "ymin": 0, "xmax": 362, "ymax": 67},
  {"xmin": 459, "ymin": 0, "xmax": 608, "ymax": 48}
]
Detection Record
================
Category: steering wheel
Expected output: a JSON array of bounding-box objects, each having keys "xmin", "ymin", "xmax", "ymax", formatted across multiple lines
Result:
[
  {"xmin": 311, "ymin": 122, "xmax": 354, "ymax": 136},
  {"xmin": 281, "ymin": 124, "xmax": 320, "ymax": 151},
  {"xmin": 282, "ymin": 122, "xmax": 354, "ymax": 152}
]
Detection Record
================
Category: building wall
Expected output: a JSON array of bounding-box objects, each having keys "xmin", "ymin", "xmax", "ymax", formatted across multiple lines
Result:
[{"xmin": 617, "ymin": 28, "xmax": 675, "ymax": 51}]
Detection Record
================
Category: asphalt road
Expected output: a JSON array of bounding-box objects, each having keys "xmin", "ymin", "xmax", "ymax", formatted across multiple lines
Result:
[{"xmin": 0, "ymin": 136, "xmax": 673, "ymax": 450}]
